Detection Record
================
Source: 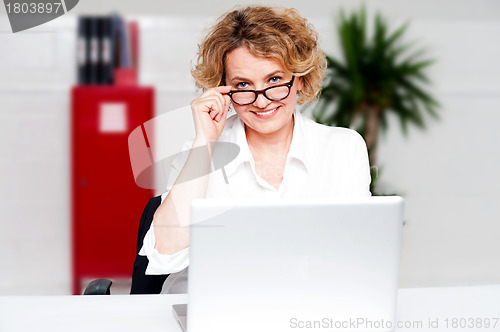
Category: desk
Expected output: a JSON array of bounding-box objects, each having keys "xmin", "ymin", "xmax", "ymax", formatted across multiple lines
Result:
[{"xmin": 0, "ymin": 286, "xmax": 499, "ymax": 332}]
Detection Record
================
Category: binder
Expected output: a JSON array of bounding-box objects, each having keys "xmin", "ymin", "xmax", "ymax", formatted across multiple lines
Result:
[
  {"xmin": 113, "ymin": 14, "xmax": 131, "ymax": 69},
  {"xmin": 88, "ymin": 16, "xmax": 99, "ymax": 85},
  {"xmin": 129, "ymin": 21, "xmax": 139, "ymax": 70},
  {"xmin": 99, "ymin": 17, "xmax": 114, "ymax": 85},
  {"xmin": 77, "ymin": 16, "xmax": 90, "ymax": 85}
]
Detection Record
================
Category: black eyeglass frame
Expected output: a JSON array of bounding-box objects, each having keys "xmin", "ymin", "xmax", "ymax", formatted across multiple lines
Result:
[{"xmin": 227, "ymin": 76, "xmax": 295, "ymax": 106}]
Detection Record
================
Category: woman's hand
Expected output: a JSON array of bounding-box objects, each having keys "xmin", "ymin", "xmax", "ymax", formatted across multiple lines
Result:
[{"xmin": 191, "ymin": 86, "xmax": 232, "ymax": 144}]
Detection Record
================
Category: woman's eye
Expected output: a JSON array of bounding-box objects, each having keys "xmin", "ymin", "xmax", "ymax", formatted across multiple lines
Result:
[
  {"xmin": 269, "ymin": 76, "xmax": 281, "ymax": 84},
  {"xmin": 235, "ymin": 82, "xmax": 248, "ymax": 89}
]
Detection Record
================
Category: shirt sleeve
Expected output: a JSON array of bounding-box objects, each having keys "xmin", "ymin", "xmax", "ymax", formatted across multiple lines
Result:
[
  {"xmin": 347, "ymin": 130, "xmax": 372, "ymax": 197},
  {"xmin": 138, "ymin": 140, "xmax": 193, "ymax": 275},
  {"xmin": 138, "ymin": 223, "xmax": 190, "ymax": 274}
]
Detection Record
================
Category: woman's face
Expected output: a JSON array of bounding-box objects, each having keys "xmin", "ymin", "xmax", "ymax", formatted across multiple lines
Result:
[{"xmin": 224, "ymin": 46, "xmax": 302, "ymax": 136}]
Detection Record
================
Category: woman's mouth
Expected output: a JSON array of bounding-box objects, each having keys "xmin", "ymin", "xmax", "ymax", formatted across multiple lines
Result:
[{"xmin": 251, "ymin": 106, "xmax": 280, "ymax": 119}]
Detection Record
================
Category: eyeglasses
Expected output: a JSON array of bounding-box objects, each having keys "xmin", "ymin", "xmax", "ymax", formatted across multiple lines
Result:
[{"xmin": 227, "ymin": 76, "xmax": 295, "ymax": 106}]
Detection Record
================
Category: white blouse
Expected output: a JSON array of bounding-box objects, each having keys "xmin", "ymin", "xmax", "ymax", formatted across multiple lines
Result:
[{"xmin": 139, "ymin": 110, "xmax": 371, "ymax": 293}]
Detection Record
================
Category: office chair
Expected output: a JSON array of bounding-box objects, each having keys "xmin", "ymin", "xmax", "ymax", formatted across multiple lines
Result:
[{"xmin": 83, "ymin": 195, "xmax": 169, "ymax": 295}]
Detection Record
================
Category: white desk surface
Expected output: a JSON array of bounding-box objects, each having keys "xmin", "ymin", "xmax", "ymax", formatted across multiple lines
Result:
[{"xmin": 0, "ymin": 285, "xmax": 499, "ymax": 332}]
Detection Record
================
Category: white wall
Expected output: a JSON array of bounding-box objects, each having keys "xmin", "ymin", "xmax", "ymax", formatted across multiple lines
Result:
[
  {"xmin": 376, "ymin": 18, "xmax": 500, "ymax": 287},
  {"xmin": 0, "ymin": 0, "xmax": 499, "ymax": 294}
]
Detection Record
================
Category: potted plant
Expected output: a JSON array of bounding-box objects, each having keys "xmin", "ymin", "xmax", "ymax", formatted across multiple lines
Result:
[{"xmin": 311, "ymin": 7, "xmax": 439, "ymax": 194}]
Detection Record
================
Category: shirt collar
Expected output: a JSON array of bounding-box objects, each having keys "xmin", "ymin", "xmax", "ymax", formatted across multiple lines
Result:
[{"xmin": 223, "ymin": 110, "xmax": 311, "ymax": 177}]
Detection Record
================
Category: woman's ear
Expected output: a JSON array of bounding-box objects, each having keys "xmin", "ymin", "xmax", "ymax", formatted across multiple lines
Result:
[{"xmin": 296, "ymin": 76, "xmax": 304, "ymax": 92}]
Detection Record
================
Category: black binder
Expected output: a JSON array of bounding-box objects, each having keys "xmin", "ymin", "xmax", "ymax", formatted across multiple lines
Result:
[
  {"xmin": 99, "ymin": 17, "xmax": 114, "ymax": 85},
  {"xmin": 88, "ymin": 16, "xmax": 99, "ymax": 85},
  {"xmin": 76, "ymin": 16, "xmax": 90, "ymax": 85}
]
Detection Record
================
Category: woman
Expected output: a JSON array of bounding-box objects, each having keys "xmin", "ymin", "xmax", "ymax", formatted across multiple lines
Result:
[{"xmin": 139, "ymin": 5, "xmax": 371, "ymax": 293}]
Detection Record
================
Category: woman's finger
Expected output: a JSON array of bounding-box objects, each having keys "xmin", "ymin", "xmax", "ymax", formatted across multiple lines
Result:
[
  {"xmin": 214, "ymin": 85, "xmax": 232, "ymax": 94},
  {"xmin": 217, "ymin": 95, "xmax": 232, "ymax": 122},
  {"xmin": 195, "ymin": 95, "xmax": 223, "ymax": 119}
]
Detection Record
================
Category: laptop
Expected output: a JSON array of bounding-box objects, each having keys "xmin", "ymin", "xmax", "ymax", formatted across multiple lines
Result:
[{"xmin": 173, "ymin": 196, "xmax": 404, "ymax": 332}]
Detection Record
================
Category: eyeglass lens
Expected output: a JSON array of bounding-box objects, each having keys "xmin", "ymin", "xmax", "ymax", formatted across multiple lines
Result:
[{"xmin": 231, "ymin": 85, "xmax": 290, "ymax": 105}]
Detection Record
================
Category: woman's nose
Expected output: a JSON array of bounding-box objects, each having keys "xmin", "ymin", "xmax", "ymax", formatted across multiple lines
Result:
[{"xmin": 252, "ymin": 92, "xmax": 271, "ymax": 108}]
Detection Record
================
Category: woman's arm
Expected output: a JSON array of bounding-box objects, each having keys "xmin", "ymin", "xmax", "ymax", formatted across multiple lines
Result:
[{"xmin": 153, "ymin": 86, "xmax": 232, "ymax": 255}]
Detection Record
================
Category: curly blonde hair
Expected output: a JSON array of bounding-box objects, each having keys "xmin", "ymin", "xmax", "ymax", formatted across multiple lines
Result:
[{"xmin": 191, "ymin": 5, "xmax": 326, "ymax": 105}]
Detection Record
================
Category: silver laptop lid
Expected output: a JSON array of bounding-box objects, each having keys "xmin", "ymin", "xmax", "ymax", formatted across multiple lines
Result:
[{"xmin": 187, "ymin": 196, "xmax": 404, "ymax": 332}]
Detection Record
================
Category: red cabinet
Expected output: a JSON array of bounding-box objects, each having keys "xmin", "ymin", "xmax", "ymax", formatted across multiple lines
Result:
[{"xmin": 71, "ymin": 86, "xmax": 154, "ymax": 294}]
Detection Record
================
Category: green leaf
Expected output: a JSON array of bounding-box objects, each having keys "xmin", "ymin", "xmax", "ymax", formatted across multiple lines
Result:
[{"xmin": 385, "ymin": 21, "xmax": 409, "ymax": 50}]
